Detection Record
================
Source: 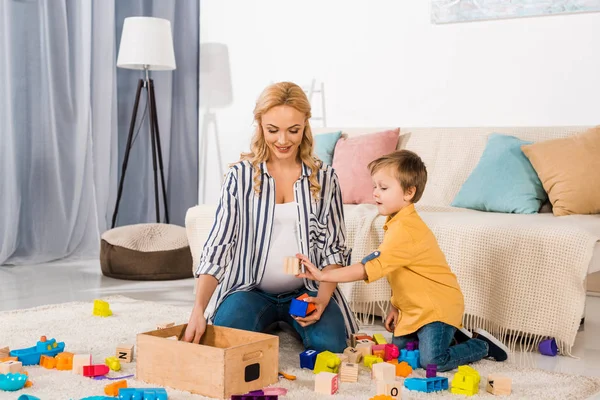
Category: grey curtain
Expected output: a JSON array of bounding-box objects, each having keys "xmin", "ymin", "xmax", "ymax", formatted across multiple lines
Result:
[{"xmin": 0, "ymin": 0, "xmax": 198, "ymax": 266}]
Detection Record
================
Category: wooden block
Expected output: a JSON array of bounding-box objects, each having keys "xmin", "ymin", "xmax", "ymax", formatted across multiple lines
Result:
[
  {"xmin": 0, "ymin": 360, "xmax": 22, "ymax": 374},
  {"xmin": 0, "ymin": 356, "xmax": 17, "ymax": 363},
  {"xmin": 334, "ymin": 353, "xmax": 349, "ymax": 363},
  {"xmin": 356, "ymin": 339, "xmax": 374, "ymax": 357},
  {"xmin": 315, "ymin": 372, "xmax": 339, "ymax": 395},
  {"xmin": 156, "ymin": 322, "xmax": 175, "ymax": 330},
  {"xmin": 351, "ymin": 333, "xmax": 367, "ymax": 347},
  {"xmin": 486, "ymin": 374, "xmax": 512, "ymax": 396},
  {"xmin": 0, "ymin": 346, "xmax": 9, "ymax": 359},
  {"xmin": 376, "ymin": 380, "xmax": 402, "ymax": 399},
  {"xmin": 283, "ymin": 257, "xmax": 301, "ymax": 274},
  {"xmin": 116, "ymin": 343, "xmax": 134, "ymax": 363},
  {"xmin": 340, "ymin": 362, "xmax": 359, "ymax": 383},
  {"xmin": 373, "ymin": 333, "xmax": 388, "ymax": 345},
  {"xmin": 72, "ymin": 354, "xmax": 92, "ymax": 375},
  {"xmin": 372, "ymin": 362, "xmax": 396, "ymax": 381},
  {"xmin": 343, "ymin": 346, "xmax": 363, "ymax": 364}
]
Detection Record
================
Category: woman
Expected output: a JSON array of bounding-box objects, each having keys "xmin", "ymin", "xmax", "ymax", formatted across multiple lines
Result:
[{"xmin": 183, "ymin": 82, "xmax": 358, "ymax": 352}]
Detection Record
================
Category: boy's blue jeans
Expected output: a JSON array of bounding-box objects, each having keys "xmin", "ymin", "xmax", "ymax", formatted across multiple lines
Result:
[
  {"xmin": 213, "ymin": 288, "xmax": 348, "ymax": 353},
  {"xmin": 392, "ymin": 321, "xmax": 488, "ymax": 372}
]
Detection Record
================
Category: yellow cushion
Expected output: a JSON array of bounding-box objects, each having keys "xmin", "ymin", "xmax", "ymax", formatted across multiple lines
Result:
[{"xmin": 521, "ymin": 127, "xmax": 600, "ymax": 216}]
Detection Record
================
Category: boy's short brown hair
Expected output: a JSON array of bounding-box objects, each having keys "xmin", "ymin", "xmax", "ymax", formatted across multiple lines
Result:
[{"xmin": 368, "ymin": 150, "xmax": 427, "ymax": 203}]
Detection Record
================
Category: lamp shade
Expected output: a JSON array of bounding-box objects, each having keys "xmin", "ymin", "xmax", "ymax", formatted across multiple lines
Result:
[
  {"xmin": 117, "ymin": 17, "xmax": 176, "ymax": 71},
  {"xmin": 200, "ymin": 43, "xmax": 233, "ymax": 109}
]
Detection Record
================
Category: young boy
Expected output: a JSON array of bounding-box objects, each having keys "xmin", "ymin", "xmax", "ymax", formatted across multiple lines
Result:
[{"xmin": 297, "ymin": 150, "xmax": 508, "ymax": 371}]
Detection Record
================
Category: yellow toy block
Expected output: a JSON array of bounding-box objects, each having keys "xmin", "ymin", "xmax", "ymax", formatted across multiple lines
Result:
[
  {"xmin": 105, "ymin": 356, "xmax": 121, "ymax": 371},
  {"xmin": 364, "ymin": 355, "xmax": 383, "ymax": 368},
  {"xmin": 373, "ymin": 333, "xmax": 388, "ymax": 345},
  {"xmin": 313, "ymin": 351, "xmax": 341, "ymax": 374},
  {"xmin": 39, "ymin": 355, "xmax": 57, "ymax": 369},
  {"xmin": 451, "ymin": 365, "xmax": 481, "ymax": 396},
  {"xmin": 93, "ymin": 299, "xmax": 113, "ymax": 317}
]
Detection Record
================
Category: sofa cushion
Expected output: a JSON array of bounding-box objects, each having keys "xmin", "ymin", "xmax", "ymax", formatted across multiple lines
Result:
[
  {"xmin": 451, "ymin": 134, "xmax": 547, "ymax": 214},
  {"xmin": 314, "ymin": 130, "xmax": 342, "ymax": 165},
  {"xmin": 522, "ymin": 126, "xmax": 600, "ymax": 216},
  {"xmin": 332, "ymin": 128, "xmax": 400, "ymax": 204}
]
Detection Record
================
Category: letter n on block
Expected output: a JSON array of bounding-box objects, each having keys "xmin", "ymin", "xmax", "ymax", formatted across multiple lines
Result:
[{"xmin": 116, "ymin": 344, "xmax": 134, "ymax": 363}]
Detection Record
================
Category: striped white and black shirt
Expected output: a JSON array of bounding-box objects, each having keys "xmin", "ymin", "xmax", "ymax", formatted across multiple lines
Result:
[{"xmin": 196, "ymin": 160, "xmax": 359, "ymax": 337}]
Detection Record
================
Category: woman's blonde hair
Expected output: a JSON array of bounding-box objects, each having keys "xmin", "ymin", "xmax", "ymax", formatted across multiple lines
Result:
[{"xmin": 239, "ymin": 82, "xmax": 322, "ymax": 200}]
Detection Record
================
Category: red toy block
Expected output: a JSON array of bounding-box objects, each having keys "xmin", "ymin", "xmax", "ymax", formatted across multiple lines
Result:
[
  {"xmin": 384, "ymin": 344, "xmax": 399, "ymax": 361},
  {"xmin": 83, "ymin": 364, "xmax": 109, "ymax": 377}
]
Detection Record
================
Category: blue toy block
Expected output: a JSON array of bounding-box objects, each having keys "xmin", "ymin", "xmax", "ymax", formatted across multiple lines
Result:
[
  {"xmin": 300, "ymin": 349, "xmax": 318, "ymax": 369},
  {"xmin": 289, "ymin": 299, "xmax": 308, "ymax": 317},
  {"xmin": 118, "ymin": 388, "xmax": 168, "ymax": 400},
  {"xmin": 398, "ymin": 348, "xmax": 420, "ymax": 370},
  {"xmin": 404, "ymin": 377, "xmax": 449, "ymax": 393}
]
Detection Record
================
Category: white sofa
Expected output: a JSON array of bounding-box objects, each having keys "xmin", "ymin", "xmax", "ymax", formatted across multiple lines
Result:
[{"xmin": 186, "ymin": 126, "xmax": 600, "ymax": 355}]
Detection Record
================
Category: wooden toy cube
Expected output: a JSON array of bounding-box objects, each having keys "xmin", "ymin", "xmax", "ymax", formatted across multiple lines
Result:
[
  {"xmin": 356, "ymin": 339, "xmax": 374, "ymax": 357},
  {"xmin": 92, "ymin": 299, "xmax": 112, "ymax": 317},
  {"xmin": 350, "ymin": 332, "xmax": 367, "ymax": 347},
  {"xmin": 116, "ymin": 343, "xmax": 134, "ymax": 363},
  {"xmin": 364, "ymin": 355, "xmax": 383, "ymax": 368},
  {"xmin": 343, "ymin": 346, "xmax": 363, "ymax": 364},
  {"xmin": 72, "ymin": 354, "xmax": 92, "ymax": 375},
  {"xmin": 0, "ymin": 360, "xmax": 22, "ymax": 374},
  {"xmin": 105, "ymin": 356, "xmax": 121, "ymax": 371},
  {"xmin": 313, "ymin": 351, "xmax": 341, "ymax": 374},
  {"xmin": 335, "ymin": 352, "xmax": 349, "ymax": 363},
  {"xmin": 372, "ymin": 344, "xmax": 386, "ymax": 359},
  {"xmin": 372, "ymin": 362, "xmax": 396, "ymax": 381},
  {"xmin": 40, "ymin": 354, "xmax": 57, "ymax": 369},
  {"xmin": 315, "ymin": 372, "xmax": 339, "ymax": 395},
  {"xmin": 340, "ymin": 362, "xmax": 359, "ymax": 383},
  {"xmin": 486, "ymin": 374, "xmax": 512, "ymax": 396},
  {"xmin": 384, "ymin": 344, "xmax": 399, "ymax": 361},
  {"xmin": 0, "ymin": 346, "xmax": 9, "ymax": 359},
  {"xmin": 56, "ymin": 352, "xmax": 74, "ymax": 371},
  {"xmin": 396, "ymin": 361, "xmax": 413, "ymax": 378},
  {"xmin": 283, "ymin": 256, "xmax": 301, "ymax": 274},
  {"xmin": 156, "ymin": 322, "xmax": 175, "ymax": 330},
  {"xmin": 300, "ymin": 349, "xmax": 318, "ymax": 370},
  {"xmin": 105, "ymin": 379, "xmax": 128, "ymax": 396},
  {"xmin": 377, "ymin": 380, "xmax": 402, "ymax": 399},
  {"xmin": 0, "ymin": 356, "xmax": 17, "ymax": 363},
  {"xmin": 373, "ymin": 333, "xmax": 388, "ymax": 344}
]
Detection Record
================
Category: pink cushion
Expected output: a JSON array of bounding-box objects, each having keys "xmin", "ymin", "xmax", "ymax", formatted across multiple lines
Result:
[{"xmin": 332, "ymin": 129, "xmax": 400, "ymax": 204}]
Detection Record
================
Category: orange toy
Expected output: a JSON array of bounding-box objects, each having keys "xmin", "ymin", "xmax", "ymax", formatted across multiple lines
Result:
[
  {"xmin": 22, "ymin": 371, "xmax": 33, "ymax": 388},
  {"xmin": 396, "ymin": 360, "xmax": 413, "ymax": 378},
  {"xmin": 295, "ymin": 294, "xmax": 317, "ymax": 315},
  {"xmin": 39, "ymin": 355, "xmax": 57, "ymax": 369},
  {"xmin": 105, "ymin": 379, "xmax": 128, "ymax": 396},
  {"xmin": 0, "ymin": 357, "xmax": 17, "ymax": 363},
  {"xmin": 56, "ymin": 352, "xmax": 74, "ymax": 370}
]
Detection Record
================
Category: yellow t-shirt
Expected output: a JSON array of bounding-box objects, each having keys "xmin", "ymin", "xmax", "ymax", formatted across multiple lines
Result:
[{"xmin": 363, "ymin": 204, "xmax": 464, "ymax": 337}]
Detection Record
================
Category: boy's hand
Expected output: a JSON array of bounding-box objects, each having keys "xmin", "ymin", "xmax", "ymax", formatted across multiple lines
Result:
[
  {"xmin": 295, "ymin": 254, "xmax": 326, "ymax": 281},
  {"xmin": 385, "ymin": 306, "xmax": 399, "ymax": 333}
]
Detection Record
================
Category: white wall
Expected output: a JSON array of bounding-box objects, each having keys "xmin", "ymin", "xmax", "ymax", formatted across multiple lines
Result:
[{"xmin": 199, "ymin": 0, "xmax": 600, "ymax": 203}]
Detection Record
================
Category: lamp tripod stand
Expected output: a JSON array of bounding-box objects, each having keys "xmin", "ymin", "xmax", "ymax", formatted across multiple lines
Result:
[{"xmin": 111, "ymin": 68, "xmax": 169, "ymax": 229}]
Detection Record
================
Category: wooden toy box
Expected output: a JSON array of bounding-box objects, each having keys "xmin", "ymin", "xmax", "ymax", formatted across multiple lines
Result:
[{"xmin": 136, "ymin": 324, "xmax": 279, "ymax": 399}]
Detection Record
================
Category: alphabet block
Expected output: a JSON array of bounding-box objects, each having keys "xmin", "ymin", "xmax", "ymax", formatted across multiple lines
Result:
[{"xmin": 116, "ymin": 344, "xmax": 134, "ymax": 363}]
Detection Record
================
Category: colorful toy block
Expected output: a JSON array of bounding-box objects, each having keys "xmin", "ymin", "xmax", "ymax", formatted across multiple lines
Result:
[
  {"xmin": 356, "ymin": 339, "xmax": 374, "ymax": 357},
  {"xmin": 105, "ymin": 356, "xmax": 121, "ymax": 371},
  {"xmin": 313, "ymin": 351, "xmax": 341, "ymax": 374},
  {"xmin": 56, "ymin": 352, "xmax": 74, "ymax": 370},
  {"xmin": 118, "ymin": 388, "xmax": 167, "ymax": 400},
  {"xmin": 383, "ymin": 344, "xmax": 399, "ymax": 361},
  {"xmin": 231, "ymin": 389, "xmax": 279, "ymax": 399},
  {"xmin": 406, "ymin": 341, "xmax": 419, "ymax": 350},
  {"xmin": 289, "ymin": 294, "xmax": 316, "ymax": 317},
  {"xmin": 343, "ymin": 346, "xmax": 363, "ymax": 364},
  {"xmin": 92, "ymin": 299, "xmax": 112, "ymax": 317},
  {"xmin": 299, "ymin": 349, "xmax": 318, "ymax": 370},
  {"xmin": 315, "ymin": 372, "xmax": 339, "ymax": 395},
  {"xmin": 104, "ymin": 379, "xmax": 127, "ymax": 396},
  {"xmin": 116, "ymin": 344, "xmax": 134, "ymax": 363},
  {"xmin": 0, "ymin": 360, "xmax": 22, "ymax": 374},
  {"xmin": 335, "ymin": 352, "xmax": 349, "ymax": 363},
  {"xmin": 370, "ymin": 395, "xmax": 394, "ymax": 400},
  {"xmin": 398, "ymin": 348, "xmax": 420, "ymax": 370},
  {"xmin": 156, "ymin": 322, "xmax": 175, "ymax": 330},
  {"xmin": 340, "ymin": 362, "xmax": 359, "ymax": 383},
  {"xmin": 373, "ymin": 333, "xmax": 388, "ymax": 345},
  {"xmin": 39, "ymin": 355, "xmax": 56, "ymax": 369},
  {"xmin": 376, "ymin": 380, "xmax": 402, "ymax": 399},
  {"xmin": 364, "ymin": 355, "xmax": 383, "ymax": 368},
  {"xmin": 486, "ymin": 374, "xmax": 512, "ymax": 396},
  {"xmin": 72, "ymin": 354, "xmax": 92, "ymax": 375},
  {"xmin": 83, "ymin": 364, "xmax": 109, "ymax": 377},
  {"xmin": 372, "ymin": 344, "xmax": 386, "ymax": 359},
  {"xmin": 372, "ymin": 362, "xmax": 395, "ymax": 381},
  {"xmin": 395, "ymin": 361, "xmax": 413, "ymax": 378},
  {"xmin": 283, "ymin": 256, "xmax": 301, "ymax": 274},
  {"xmin": 426, "ymin": 363, "xmax": 437, "ymax": 378},
  {"xmin": 350, "ymin": 332, "xmax": 371, "ymax": 347},
  {"xmin": 451, "ymin": 365, "xmax": 480, "ymax": 396},
  {"xmin": 405, "ymin": 377, "xmax": 449, "ymax": 393}
]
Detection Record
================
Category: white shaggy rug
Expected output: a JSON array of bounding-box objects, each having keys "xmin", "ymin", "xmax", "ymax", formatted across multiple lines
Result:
[{"xmin": 1, "ymin": 296, "xmax": 599, "ymax": 400}]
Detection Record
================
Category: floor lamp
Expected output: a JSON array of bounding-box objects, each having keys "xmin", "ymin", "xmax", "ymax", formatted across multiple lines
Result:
[
  {"xmin": 112, "ymin": 17, "xmax": 176, "ymax": 228},
  {"xmin": 199, "ymin": 43, "xmax": 233, "ymax": 203}
]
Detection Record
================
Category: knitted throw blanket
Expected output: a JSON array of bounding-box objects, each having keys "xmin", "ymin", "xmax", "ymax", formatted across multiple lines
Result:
[{"xmin": 342, "ymin": 204, "xmax": 599, "ymax": 356}]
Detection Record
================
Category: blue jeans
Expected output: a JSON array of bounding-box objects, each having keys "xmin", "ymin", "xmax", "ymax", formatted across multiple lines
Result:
[
  {"xmin": 213, "ymin": 288, "xmax": 348, "ymax": 353},
  {"xmin": 392, "ymin": 322, "xmax": 488, "ymax": 372}
]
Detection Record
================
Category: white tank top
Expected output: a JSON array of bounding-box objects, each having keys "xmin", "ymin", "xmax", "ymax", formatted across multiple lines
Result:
[{"xmin": 258, "ymin": 202, "xmax": 304, "ymax": 293}]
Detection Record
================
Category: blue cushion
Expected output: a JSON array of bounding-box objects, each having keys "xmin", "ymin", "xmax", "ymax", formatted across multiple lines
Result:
[
  {"xmin": 451, "ymin": 133, "xmax": 547, "ymax": 214},
  {"xmin": 314, "ymin": 131, "xmax": 342, "ymax": 165}
]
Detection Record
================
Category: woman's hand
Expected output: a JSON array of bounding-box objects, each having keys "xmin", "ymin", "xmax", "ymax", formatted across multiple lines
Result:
[
  {"xmin": 295, "ymin": 253, "xmax": 327, "ymax": 281},
  {"xmin": 293, "ymin": 295, "xmax": 329, "ymax": 328},
  {"xmin": 183, "ymin": 305, "xmax": 207, "ymax": 344},
  {"xmin": 384, "ymin": 306, "xmax": 399, "ymax": 333}
]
